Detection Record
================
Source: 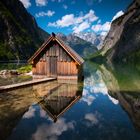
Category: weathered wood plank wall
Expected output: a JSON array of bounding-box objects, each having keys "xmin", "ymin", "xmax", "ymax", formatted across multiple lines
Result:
[{"xmin": 32, "ymin": 41, "xmax": 78, "ymax": 77}]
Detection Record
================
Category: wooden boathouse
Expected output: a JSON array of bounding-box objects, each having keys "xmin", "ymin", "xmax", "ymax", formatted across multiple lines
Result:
[{"xmin": 28, "ymin": 33, "xmax": 84, "ymax": 80}]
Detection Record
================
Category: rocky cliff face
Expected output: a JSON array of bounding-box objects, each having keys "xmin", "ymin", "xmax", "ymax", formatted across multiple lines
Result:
[
  {"xmin": 101, "ymin": 0, "xmax": 140, "ymax": 63},
  {"xmin": 0, "ymin": 0, "xmax": 49, "ymax": 61}
]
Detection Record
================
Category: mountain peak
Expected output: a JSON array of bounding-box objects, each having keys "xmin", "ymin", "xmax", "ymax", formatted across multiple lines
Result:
[{"xmin": 72, "ymin": 32, "xmax": 105, "ymax": 49}]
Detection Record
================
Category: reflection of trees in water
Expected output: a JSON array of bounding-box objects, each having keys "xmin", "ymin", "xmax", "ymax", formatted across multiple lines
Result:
[{"xmin": 99, "ymin": 62, "xmax": 140, "ymax": 132}]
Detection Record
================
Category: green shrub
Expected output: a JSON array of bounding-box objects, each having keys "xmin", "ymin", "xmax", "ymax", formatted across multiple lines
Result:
[{"xmin": 17, "ymin": 65, "xmax": 32, "ymax": 73}]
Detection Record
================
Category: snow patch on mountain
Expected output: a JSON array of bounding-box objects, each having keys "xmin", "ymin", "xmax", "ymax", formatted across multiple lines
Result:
[{"xmin": 72, "ymin": 32, "xmax": 105, "ymax": 49}]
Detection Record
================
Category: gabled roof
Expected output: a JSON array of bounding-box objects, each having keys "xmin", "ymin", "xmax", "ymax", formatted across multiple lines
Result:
[{"xmin": 28, "ymin": 33, "xmax": 84, "ymax": 65}]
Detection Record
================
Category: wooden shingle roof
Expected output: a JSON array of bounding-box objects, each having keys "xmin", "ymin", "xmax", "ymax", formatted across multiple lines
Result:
[{"xmin": 28, "ymin": 33, "xmax": 84, "ymax": 65}]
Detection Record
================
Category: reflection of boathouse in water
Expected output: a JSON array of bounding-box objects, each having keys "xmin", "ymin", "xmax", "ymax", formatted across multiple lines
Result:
[
  {"xmin": 28, "ymin": 33, "xmax": 84, "ymax": 81},
  {"xmin": 33, "ymin": 81, "xmax": 83, "ymax": 122},
  {"xmin": 0, "ymin": 81, "xmax": 83, "ymax": 139}
]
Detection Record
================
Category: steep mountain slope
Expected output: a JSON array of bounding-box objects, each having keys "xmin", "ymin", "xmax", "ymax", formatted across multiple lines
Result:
[
  {"xmin": 73, "ymin": 32, "xmax": 104, "ymax": 49},
  {"xmin": 101, "ymin": 0, "xmax": 140, "ymax": 63},
  {"xmin": 57, "ymin": 33, "xmax": 98, "ymax": 57},
  {"xmin": 0, "ymin": 0, "xmax": 49, "ymax": 61}
]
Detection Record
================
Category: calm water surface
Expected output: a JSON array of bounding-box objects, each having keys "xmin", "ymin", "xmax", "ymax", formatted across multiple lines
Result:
[{"xmin": 0, "ymin": 61, "xmax": 140, "ymax": 140}]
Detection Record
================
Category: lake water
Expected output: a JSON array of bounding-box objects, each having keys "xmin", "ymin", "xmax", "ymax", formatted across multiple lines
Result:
[{"xmin": 0, "ymin": 61, "xmax": 140, "ymax": 140}]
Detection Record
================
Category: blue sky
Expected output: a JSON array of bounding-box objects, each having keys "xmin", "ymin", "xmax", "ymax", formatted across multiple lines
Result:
[{"xmin": 20, "ymin": 0, "xmax": 133, "ymax": 35}]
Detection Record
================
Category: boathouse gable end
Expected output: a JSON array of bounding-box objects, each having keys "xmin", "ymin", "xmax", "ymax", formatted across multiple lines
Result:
[{"xmin": 28, "ymin": 33, "xmax": 84, "ymax": 80}]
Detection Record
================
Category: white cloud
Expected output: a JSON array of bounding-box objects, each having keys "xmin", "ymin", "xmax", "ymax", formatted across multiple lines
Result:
[
  {"xmin": 100, "ymin": 31, "xmax": 108, "ymax": 36},
  {"xmin": 92, "ymin": 83, "xmax": 108, "ymax": 94},
  {"xmin": 48, "ymin": 9, "xmax": 98, "ymax": 33},
  {"xmin": 56, "ymin": 14, "xmax": 75, "ymax": 27},
  {"xmin": 82, "ymin": 92, "xmax": 95, "ymax": 106},
  {"xmin": 48, "ymin": 22, "xmax": 57, "ymax": 27},
  {"xmin": 84, "ymin": 10, "xmax": 98, "ymax": 22},
  {"xmin": 32, "ymin": 118, "xmax": 75, "ymax": 140},
  {"xmin": 35, "ymin": 0, "xmax": 48, "ymax": 6},
  {"xmin": 19, "ymin": 0, "xmax": 31, "ymax": 8},
  {"xmin": 47, "ymin": 10, "xmax": 55, "ymax": 17},
  {"xmin": 85, "ymin": 112, "xmax": 99, "ymax": 125},
  {"xmin": 73, "ymin": 21, "xmax": 90, "ymax": 33},
  {"xmin": 92, "ymin": 22, "xmax": 111, "ymax": 35},
  {"xmin": 23, "ymin": 106, "xmax": 35, "ymax": 119},
  {"xmin": 40, "ymin": 109, "xmax": 47, "ymax": 118},
  {"xmin": 48, "ymin": 14, "xmax": 75, "ymax": 27},
  {"xmin": 90, "ymin": 11, "xmax": 123, "ymax": 36},
  {"xmin": 112, "ymin": 10, "xmax": 124, "ymax": 21},
  {"xmin": 90, "ymin": 11, "xmax": 124, "ymax": 36},
  {"xmin": 36, "ymin": 10, "xmax": 55, "ymax": 17},
  {"xmin": 63, "ymin": 4, "xmax": 68, "ymax": 9},
  {"xmin": 92, "ymin": 24, "xmax": 102, "ymax": 32},
  {"xmin": 101, "ymin": 22, "xmax": 111, "ymax": 31}
]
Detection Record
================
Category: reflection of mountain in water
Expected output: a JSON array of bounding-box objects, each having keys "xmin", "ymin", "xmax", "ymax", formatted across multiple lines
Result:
[
  {"xmin": 99, "ymin": 62, "xmax": 140, "ymax": 132},
  {"xmin": 83, "ymin": 61, "xmax": 118, "ymax": 105},
  {"xmin": 34, "ymin": 82, "xmax": 83, "ymax": 122}
]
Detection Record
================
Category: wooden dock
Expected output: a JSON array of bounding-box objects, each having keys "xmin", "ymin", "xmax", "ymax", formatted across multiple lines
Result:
[{"xmin": 0, "ymin": 77, "xmax": 56, "ymax": 92}]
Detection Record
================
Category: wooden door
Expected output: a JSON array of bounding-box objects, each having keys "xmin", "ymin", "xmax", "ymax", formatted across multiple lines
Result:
[{"xmin": 49, "ymin": 56, "xmax": 57, "ymax": 77}]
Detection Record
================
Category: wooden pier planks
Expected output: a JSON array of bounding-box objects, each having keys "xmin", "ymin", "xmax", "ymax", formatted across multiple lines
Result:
[{"xmin": 0, "ymin": 77, "xmax": 56, "ymax": 92}]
